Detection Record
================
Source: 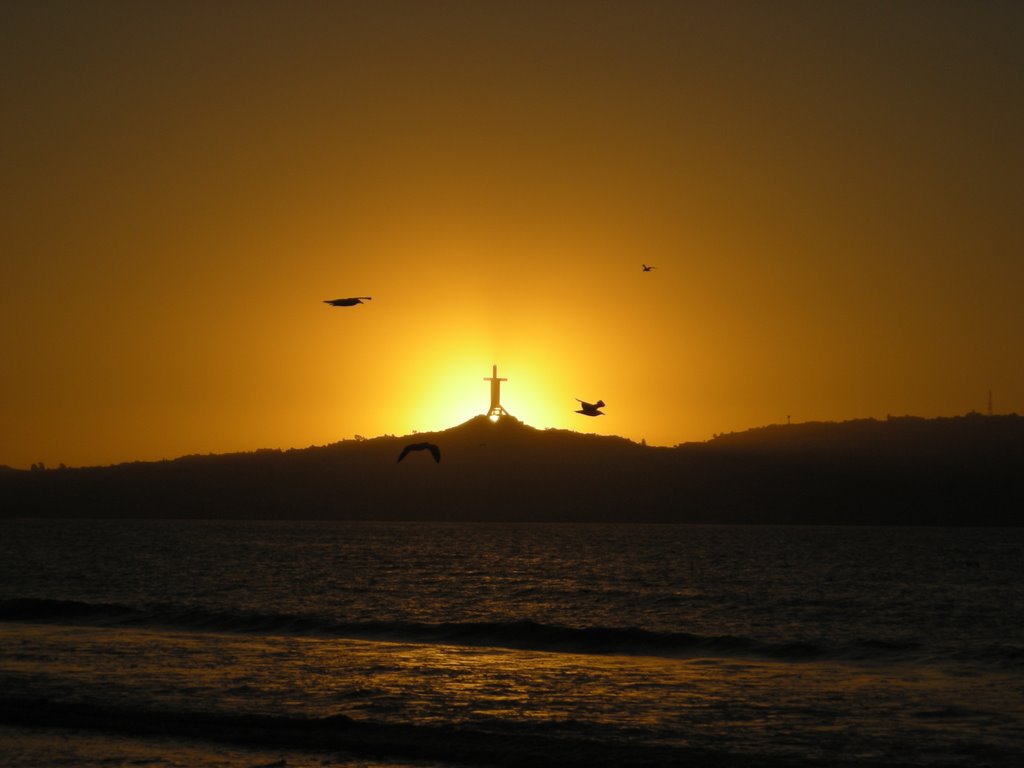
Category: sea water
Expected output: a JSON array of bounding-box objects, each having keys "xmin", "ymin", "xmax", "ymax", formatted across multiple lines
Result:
[{"xmin": 0, "ymin": 520, "xmax": 1022, "ymax": 767}]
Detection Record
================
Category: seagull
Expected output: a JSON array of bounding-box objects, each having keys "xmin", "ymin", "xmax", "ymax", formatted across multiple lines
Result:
[
  {"xmin": 642, "ymin": 264, "xmax": 655, "ymax": 272},
  {"xmin": 575, "ymin": 399, "xmax": 606, "ymax": 417},
  {"xmin": 324, "ymin": 297, "xmax": 372, "ymax": 307},
  {"xmin": 397, "ymin": 442, "xmax": 441, "ymax": 463}
]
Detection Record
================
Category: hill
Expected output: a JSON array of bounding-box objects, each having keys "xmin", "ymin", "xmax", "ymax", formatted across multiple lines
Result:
[{"xmin": 1, "ymin": 414, "xmax": 1022, "ymax": 524}]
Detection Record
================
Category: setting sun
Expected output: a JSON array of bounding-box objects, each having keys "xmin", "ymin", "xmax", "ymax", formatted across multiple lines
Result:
[
  {"xmin": 1, "ymin": 1, "xmax": 1021, "ymax": 471},
  {"xmin": 2, "ymin": 5, "xmax": 1023, "ymax": 768}
]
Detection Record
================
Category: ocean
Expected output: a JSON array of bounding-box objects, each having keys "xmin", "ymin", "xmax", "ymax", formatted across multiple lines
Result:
[{"xmin": 0, "ymin": 520, "xmax": 1022, "ymax": 767}]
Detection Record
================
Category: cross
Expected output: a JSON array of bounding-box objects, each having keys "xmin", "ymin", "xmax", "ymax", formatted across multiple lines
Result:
[{"xmin": 484, "ymin": 364, "xmax": 510, "ymax": 419}]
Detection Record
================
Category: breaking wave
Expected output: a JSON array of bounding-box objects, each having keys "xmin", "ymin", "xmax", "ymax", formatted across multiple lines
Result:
[
  {"xmin": 0, "ymin": 695, "xmax": 736, "ymax": 768},
  {"xmin": 3, "ymin": 596, "xmax": 1001, "ymax": 665}
]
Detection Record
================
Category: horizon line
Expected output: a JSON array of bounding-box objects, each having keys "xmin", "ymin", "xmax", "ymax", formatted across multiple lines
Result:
[{"xmin": 4, "ymin": 409, "xmax": 1020, "ymax": 473}]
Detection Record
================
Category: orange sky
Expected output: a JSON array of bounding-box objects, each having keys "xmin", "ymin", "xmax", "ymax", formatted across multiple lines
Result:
[{"xmin": 3, "ymin": 1, "xmax": 1022, "ymax": 469}]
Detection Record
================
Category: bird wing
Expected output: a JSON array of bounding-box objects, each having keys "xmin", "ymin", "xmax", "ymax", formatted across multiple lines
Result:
[
  {"xmin": 397, "ymin": 442, "xmax": 440, "ymax": 463},
  {"xmin": 325, "ymin": 297, "xmax": 371, "ymax": 306}
]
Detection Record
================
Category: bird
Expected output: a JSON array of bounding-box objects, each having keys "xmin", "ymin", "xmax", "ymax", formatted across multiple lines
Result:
[
  {"xmin": 575, "ymin": 399, "xmax": 606, "ymax": 417},
  {"xmin": 642, "ymin": 264, "xmax": 655, "ymax": 272},
  {"xmin": 397, "ymin": 442, "xmax": 441, "ymax": 463},
  {"xmin": 324, "ymin": 297, "xmax": 372, "ymax": 307}
]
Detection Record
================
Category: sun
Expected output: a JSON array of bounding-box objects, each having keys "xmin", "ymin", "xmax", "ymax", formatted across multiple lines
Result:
[{"xmin": 384, "ymin": 337, "xmax": 581, "ymax": 436}]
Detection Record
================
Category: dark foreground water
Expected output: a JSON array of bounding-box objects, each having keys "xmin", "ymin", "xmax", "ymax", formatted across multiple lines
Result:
[{"xmin": 0, "ymin": 521, "xmax": 1022, "ymax": 767}]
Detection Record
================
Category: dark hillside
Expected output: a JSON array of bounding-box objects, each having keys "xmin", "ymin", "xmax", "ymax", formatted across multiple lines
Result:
[
  {"xmin": 1, "ymin": 414, "xmax": 1021, "ymax": 524},
  {"xmin": 707, "ymin": 413, "xmax": 1024, "ymax": 465}
]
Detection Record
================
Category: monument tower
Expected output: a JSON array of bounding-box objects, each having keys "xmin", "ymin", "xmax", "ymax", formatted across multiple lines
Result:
[{"xmin": 484, "ymin": 364, "xmax": 511, "ymax": 420}]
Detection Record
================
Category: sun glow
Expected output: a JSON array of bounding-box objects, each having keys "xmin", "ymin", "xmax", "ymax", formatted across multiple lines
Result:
[
  {"xmin": 390, "ymin": 346, "xmax": 580, "ymax": 436},
  {"xmin": 396, "ymin": 353, "xmax": 491, "ymax": 434}
]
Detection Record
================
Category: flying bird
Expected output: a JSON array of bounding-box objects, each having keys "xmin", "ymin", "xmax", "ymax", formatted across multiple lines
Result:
[
  {"xmin": 397, "ymin": 442, "xmax": 441, "ymax": 463},
  {"xmin": 324, "ymin": 297, "xmax": 372, "ymax": 307},
  {"xmin": 575, "ymin": 399, "xmax": 606, "ymax": 417},
  {"xmin": 642, "ymin": 264, "xmax": 656, "ymax": 272}
]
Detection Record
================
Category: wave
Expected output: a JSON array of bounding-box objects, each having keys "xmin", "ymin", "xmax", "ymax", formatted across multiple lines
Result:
[
  {"xmin": 1, "ymin": 597, "xmax": 1013, "ymax": 665},
  {"xmin": 0, "ymin": 695, "xmax": 742, "ymax": 768}
]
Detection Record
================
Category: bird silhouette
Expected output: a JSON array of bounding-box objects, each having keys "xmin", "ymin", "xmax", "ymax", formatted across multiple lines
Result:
[
  {"xmin": 575, "ymin": 399, "xmax": 606, "ymax": 416},
  {"xmin": 642, "ymin": 264, "xmax": 655, "ymax": 272},
  {"xmin": 324, "ymin": 297, "xmax": 372, "ymax": 307},
  {"xmin": 397, "ymin": 442, "xmax": 441, "ymax": 463}
]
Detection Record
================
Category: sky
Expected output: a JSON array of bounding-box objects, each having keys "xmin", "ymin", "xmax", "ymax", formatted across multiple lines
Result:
[{"xmin": 2, "ymin": 0, "xmax": 1022, "ymax": 469}]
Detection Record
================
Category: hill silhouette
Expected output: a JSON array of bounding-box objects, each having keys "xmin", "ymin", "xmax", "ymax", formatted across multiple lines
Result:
[{"xmin": 2, "ymin": 413, "xmax": 1022, "ymax": 524}]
